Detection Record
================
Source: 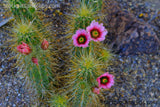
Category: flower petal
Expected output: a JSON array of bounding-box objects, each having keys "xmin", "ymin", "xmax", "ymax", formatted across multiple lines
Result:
[
  {"xmin": 97, "ymin": 72, "xmax": 114, "ymax": 89},
  {"xmin": 72, "ymin": 29, "xmax": 90, "ymax": 48},
  {"xmin": 87, "ymin": 20, "xmax": 108, "ymax": 42}
]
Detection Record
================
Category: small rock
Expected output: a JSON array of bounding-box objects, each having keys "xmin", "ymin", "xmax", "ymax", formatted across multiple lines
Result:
[{"xmin": 102, "ymin": 0, "xmax": 160, "ymax": 56}]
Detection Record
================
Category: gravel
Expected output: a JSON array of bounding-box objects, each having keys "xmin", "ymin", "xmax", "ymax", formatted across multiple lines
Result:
[
  {"xmin": 0, "ymin": 74, "xmax": 35, "ymax": 107},
  {"xmin": 104, "ymin": 54, "xmax": 160, "ymax": 106}
]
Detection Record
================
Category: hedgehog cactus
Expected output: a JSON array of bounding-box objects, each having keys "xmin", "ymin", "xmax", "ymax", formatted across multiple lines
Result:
[
  {"xmin": 62, "ymin": 0, "xmax": 114, "ymax": 106},
  {"xmin": 65, "ymin": 53, "xmax": 105, "ymax": 106},
  {"xmin": 5, "ymin": 0, "xmax": 57, "ymax": 101},
  {"xmin": 9, "ymin": 20, "xmax": 55, "ymax": 97},
  {"xmin": 8, "ymin": 0, "xmax": 36, "ymax": 21},
  {"xmin": 65, "ymin": 0, "xmax": 105, "ymax": 55},
  {"xmin": 49, "ymin": 94, "xmax": 68, "ymax": 107},
  {"xmin": 5, "ymin": 0, "xmax": 114, "ymax": 106},
  {"xmin": 66, "ymin": 0, "xmax": 96, "ymax": 34},
  {"xmin": 64, "ymin": 45, "xmax": 111, "ymax": 106}
]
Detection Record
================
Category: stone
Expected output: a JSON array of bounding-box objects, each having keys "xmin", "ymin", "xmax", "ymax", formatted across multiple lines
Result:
[{"xmin": 102, "ymin": 0, "xmax": 160, "ymax": 56}]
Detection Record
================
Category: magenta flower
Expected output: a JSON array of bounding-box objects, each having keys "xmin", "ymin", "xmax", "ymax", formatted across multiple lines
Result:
[
  {"xmin": 72, "ymin": 29, "xmax": 90, "ymax": 48},
  {"xmin": 97, "ymin": 72, "xmax": 114, "ymax": 89},
  {"xmin": 86, "ymin": 20, "xmax": 108, "ymax": 42},
  {"xmin": 41, "ymin": 39, "xmax": 49, "ymax": 50},
  {"xmin": 92, "ymin": 86, "xmax": 101, "ymax": 94},
  {"xmin": 17, "ymin": 42, "xmax": 31, "ymax": 55},
  {"xmin": 32, "ymin": 57, "xmax": 38, "ymax": 66}
]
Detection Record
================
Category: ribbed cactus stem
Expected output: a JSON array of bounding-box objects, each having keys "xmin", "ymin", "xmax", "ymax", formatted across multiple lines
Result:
[{"xmin": 9, "ymin": 0, "xmax": 36, "ymax": 21}]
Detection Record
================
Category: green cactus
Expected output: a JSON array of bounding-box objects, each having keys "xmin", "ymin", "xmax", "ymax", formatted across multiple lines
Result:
[
  {"xmin": 49, "ymin": 94, "xmax": 68, "ymax": 107},
  {"xmin": 62, "ymin": 0, "xmax": 112, "ymax": 106},
  {"xmin": 64, "ymin": 51, "xmax": 105, "ymax": 107},
  {"xmin": 8, "ymin": 0, "xmax": 36, "ymax": 21},
  {"xmin": 6, "ymin": 0, "xmax": 71, "ymax": 106},
  {"xmin": 81, "ymin": 0, "xmax": 103, "ymax": 11},
  {"xmin": 8, "ymin": 20, "xmax": 55, "ymax": 98},
  {"xmin": 5, "ymin": 0, "xmax": 56, "ymax": 101},
  {"xmin": 66, "ymin": 0, "xmax": 98, "ymax": 34},
  {"xmin": 65, "ymin": 0, "xmax": 104, "ymax": 56},
  {"xmin": 5, "ymin": 0, "xmax": 112, "ymax": 106}
]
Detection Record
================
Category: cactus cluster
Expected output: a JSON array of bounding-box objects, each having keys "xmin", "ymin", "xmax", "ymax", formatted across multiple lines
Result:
[
  {"xmin": 4, "ymin": 0, "xmax": 115, "ymax": 106},
  {"xmin": 6, "ymin": 0, "xmax": 57, "ymax": 103}
]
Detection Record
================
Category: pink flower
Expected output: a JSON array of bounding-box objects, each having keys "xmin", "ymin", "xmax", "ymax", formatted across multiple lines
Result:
[
  {"xmin": 92, "ymin": 86, "xmax": 101, "ymax": 94},
  {"xmin": 41, "ymin": 39, "xmax": 49, "ymax": 50},
  {"xmin": 17, "ymin": 42, "xmax": 31, "ymax": 55},
  {"xmin": 72, "ymin": 29, "xmax": 90, "ymax": 48},
  {"xmin": 97, "ymin": 72, "xmax": 114, "ymax": 89},
  {"xmin": 32, "ymin": 57, "xmax": 38, "ymax": 66},
  {"xmin": 86, "ymin": 20, "xmax": 108, "ymax": 42}
]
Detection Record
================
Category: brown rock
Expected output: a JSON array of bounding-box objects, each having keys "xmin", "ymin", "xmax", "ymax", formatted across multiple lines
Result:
[{"xmin": 102, "ymin": 0, "xmax": 160, "ymax": 56}]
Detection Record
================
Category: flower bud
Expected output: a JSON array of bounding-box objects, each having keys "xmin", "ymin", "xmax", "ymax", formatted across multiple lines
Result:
[
  {"xmin": 32, "ymin": 57, "xmax": 38, "ymax": 66},
  {"xmin": 41, "ymin": 39, "xmax": 49, "ymax": 50},
  {"xmin": 91, "ymin": 86, "xmax": 101, "ymax": 94},
  {"xmin": 96, "ymin": 72, "xmax": 114, "ymax": 89},
  {"xmin": 17, "ymin": 42, "xmax": 31, "ymax": 55}
]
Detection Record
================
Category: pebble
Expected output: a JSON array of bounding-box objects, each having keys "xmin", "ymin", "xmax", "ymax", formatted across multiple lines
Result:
[{"xmin": 0, "ymin": 68, "xmax": 3, "ymax": 72}]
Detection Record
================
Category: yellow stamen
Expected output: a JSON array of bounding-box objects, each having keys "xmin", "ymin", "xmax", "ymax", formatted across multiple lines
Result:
[
  {"xmin": 91, "ymin": 30, "xmax": 99, "ymax": 38},
  {"xmin": 102, "ymin": 78, "xmax": 108, "ymax": 83},
  {"xmin": 78, "ymin": 36, "xmax": 85, "ymax": 43},
  {"xmin": 80, "ymin": 77, "xmax": 83, "ymax": 80}
]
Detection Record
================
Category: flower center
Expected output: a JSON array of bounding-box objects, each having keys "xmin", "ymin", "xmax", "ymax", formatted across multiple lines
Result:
[
  {"xmin": 91, "ymin": 30, "xmax": 99, "ymax": 38},
  {"xmin": 78, "ymin": 35, "xmax": 86, "ymax": 44},
  {"xmin": 100, "ymin": 77, "xmax": 108, "ymax": 84}
]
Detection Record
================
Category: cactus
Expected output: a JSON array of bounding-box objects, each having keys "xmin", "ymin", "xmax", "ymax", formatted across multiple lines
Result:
[
  {"xmin": 61, "ymin": 0, "xmax": 113, "ymax": 106},
  {"xmin": 63, "ymin": 50, "xmax": 106, "ymax": 107},
  {"xmin": 65, "ymin": 0, "xmax": 105, "ymax": 55},
  {"xmin": 66, "ymin": 0, "xmax": 97, "ymax": 34},
  {"xmin": 64, "ymin": 0, "xmax": 110, "ymax": 62},
  {"xmin": 49, "ymin": 94, "xmax": 68, "ymax": 107},
  {"xmin": 81, "ymin": 0, "xmax": 102, "ymax": 11},
  {"xmin": 8, "ymin": 20, "xmax": 55, "ymax": 98},
  {"xmin": 5, "ymin": 0, "xmax": 58, "ymax": 103},
  {"xmin": 3, "ymin": 0, "xmax": 114, "ymax": 106},
  {"xmin": 8, "ymin": 0, "xmax": 36, "ymax": 21}
]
